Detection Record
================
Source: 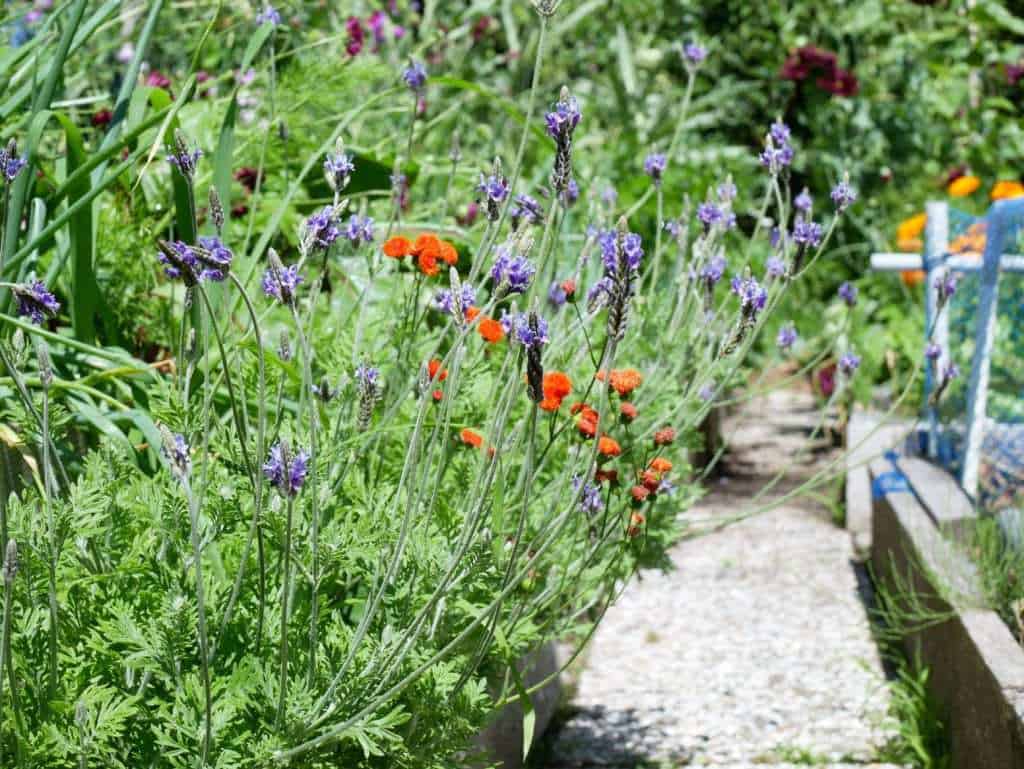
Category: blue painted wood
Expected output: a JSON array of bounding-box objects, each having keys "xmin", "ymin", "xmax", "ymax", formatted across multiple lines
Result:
[
  {"xmin": 924, "ymin": 201, "xmax": 948, "ymax": 459},
  {"xmin": 961, "ymin": 197, "xmax": 1024, "ymax": 498}
]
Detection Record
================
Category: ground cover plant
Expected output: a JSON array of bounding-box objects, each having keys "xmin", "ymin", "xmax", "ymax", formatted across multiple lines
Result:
[{"xmin": 0, "ymin": 2, "xmax": 861, "ymax": 766}]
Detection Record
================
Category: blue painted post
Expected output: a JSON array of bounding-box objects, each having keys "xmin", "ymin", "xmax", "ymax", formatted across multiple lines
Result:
[
  {"xmin": 923, "ymin": 201, "xmax": 949, "ymax": 459},
  {"xmin": 962, "ymin": 198, "xmax": 1024, "ymax": 498}
]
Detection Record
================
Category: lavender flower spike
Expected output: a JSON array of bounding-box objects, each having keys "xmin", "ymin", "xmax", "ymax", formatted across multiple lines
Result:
[
  {"xmin": 256, "ymin": 4, "xmax": 281, "ymax": 25},
  {"xmin": 512, "ymin": 311, "xmax": 550, "ymax": 349},
  {"xmin": 262, "ymin": 249, "xmax": 304, "ymax": 304},
  {"xmin": 682, "ymin": 41, "xmax": 708, "ymax": 67},
  {"xmin": 402, "ymin": 59, "xmax": 427, "ymax": 92},
  {"xmin": 777, "ymin": 323, "xmax": 798, "ymax": 350},
  {"xmin": 0, "ymin": 139, "xmax": 28, "ymax": 183},
  {"xmin": 263, "ymin": 441, "xmax": 310, "ymax": 497},
  {"xmin": 546, "ymin": 86, "xmax": 581, "ymax": 192},
  {"xmin": 356, "ymin": 363, "xmax": 381, "ymax": 431},
  {"xmin": 839, "ymin": 351, "xmax": 861, "ymax": 376},
  {"xmin": 13, "ymin": 280, "xmax": 60, "ymax": 325},
  {"xmin": 794, "ymin": 188, "xmax": 813, "ymax": 213},
  {"xmin": 838, "ymin": 281, "xmax": 858, "ymax": 307},
  {"xmin": 324, "ymin": 148, "xmax": 355, "ymax": 192},
  {"xmin": 644, "ymin": 153, "xmax": 667, "ymax": 185},
  {"xmin": 490, "ymin": 246, "xmax": 536, "ymax": 295},
  {"xmin": 345, "ymin": 214, "xmax": 375, "ymax": 247},
  {"xmin": 166, "ymin": 130, "xmax": 202, "ymax": 180},
  {"xmin": 573, "ymin": 474, "xmax": 604, "ymax": 515},
  {"xmin": 830, "ymin": 173, "xmax": 857, "ymax": 212}
]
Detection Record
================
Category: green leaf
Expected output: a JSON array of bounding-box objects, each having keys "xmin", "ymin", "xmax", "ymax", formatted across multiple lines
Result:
[
  {"xmin": 214, "ymin": 96, "xmax": 239, "ymax": 218},
  {"xmin": 240, "ymin": 21, "xmax": 275, "ymax": 72},
  {"xmin": 615, "ymin": 23, "xmax": 638, "ymax": 97},
  {"xmin": 55, "ymin": 112, "xmax": 100, "ymax": 342},
  {"xmin": 508, "ymin": 663, "xmax": 536, "ymax": 761},
  {"xmin": 975, "ymin": 1, "xmax": 1024, "ymax": 35}
]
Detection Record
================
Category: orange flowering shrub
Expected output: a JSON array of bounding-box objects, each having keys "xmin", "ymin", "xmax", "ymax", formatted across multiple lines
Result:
[{"xmin": 382, "ymin": 232, "xmax": 460, "ymax": 276}]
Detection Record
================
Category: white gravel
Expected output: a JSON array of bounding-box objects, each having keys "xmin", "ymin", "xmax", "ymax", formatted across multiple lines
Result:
[{"xmin": 545, "ymin": 389, "xmax": 905, "ymax": 768}]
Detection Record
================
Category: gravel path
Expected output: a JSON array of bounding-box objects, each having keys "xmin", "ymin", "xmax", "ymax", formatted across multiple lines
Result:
[{"xmin": 543, "ymin": 388, "xmax": 903, "ymax": 768}]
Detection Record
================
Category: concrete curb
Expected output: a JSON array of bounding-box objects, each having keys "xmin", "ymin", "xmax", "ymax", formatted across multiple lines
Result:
[{"xmin": 868, "ymin": 456, "xmax": 1024, "ymax": 769}]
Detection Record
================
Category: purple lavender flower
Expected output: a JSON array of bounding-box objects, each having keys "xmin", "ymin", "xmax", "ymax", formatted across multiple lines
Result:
[
  {"xmin": 664, "ymin": 219, "xmax": 682, "ymax": 239},
  {"xmin": 324, "ymin": 151, "xmax": 355, "ymax": 191},
  {"xmin": 477, "ymin": 172, "xmax": 509, "ymax": 205},
  {"xmin": 166, "ymin": 132, "xmax": 202, "ymax": 180},
  {"xmin": 499, "ymin": 308, "xmax": 515, "ymax": 335},
  {"xmin": 683, "ymin": 42, "xmax": 707, "ymax": 67},
  {"xmin": 839, "ymin": 351, "xmax": 861, "ymax": 376},
  {"xmin": 13, "ymin": 280, "xmax": 60, "ymax": 325},
  {"xmin": 162, "ymin": 432, "xmax": 191, "ymax": 480},
  {"xmin": 765, "ymin": 256, "xmax": 787, "ymax": 279},
  {"xmin": 402, "ymin": 59, "xmax": 427, "ymax": 92},
  {"xmin": 157, "ymin": 240, "xmax": 200, "ymax": 284},
  {"xmin": 509, "ymin": 193, "xmax": 544, "ymax": 228},
  {"xmin": 355, "ymin": 363, "xmax": 381, "ymax": 430},
  {"xmin": 769, "ymin": 119, "xmax": 791, "ymax": 146},
  {"xmin": 698, "ymin": 383, "xmax": 715, "ymax": 402},
  {"xmin": 586, "ymin": 276, "xmax": 615, "ymax": 309},
  {"xmin": 562, "ymin": 177, "xmax": 580, "ymax": 207},
  {"xmin": 601, "ymin": 186, "xmax": 618, "ymax": 207},
  {"xmin": 196, "ymin": 236, "xmax": 233, "ymax": 281},
  {"xmin": 256, "ymin": 4, "xmax": 282, "ymax": 25},
  {"xmin": 830, "ymin": 178, "xmax": 857, "ymax": 212},
  {"xmin": 544, "ymin": 92, "xmax": 582, "ymax": 142},
  {"xmin": 697, "ymin": 201, "xmax": 724, "ymax": 231},
  {"xmin": 717, "ymin": 179, "xmax": 737, "ymax": 203},
  {"xmin": 573, "ymin": 474, "xmax": 604, "ymax": 515},
  {"xmin": 700, "ymin": 255, "xmax": 726, "ymax": 287},
  {"xmin": 433, "ymin": 284, "xmax": 477, "ymax": 318},
  {"xmin": 657, "ymin": 478, "xmax": 676, "ymax": 495},
  {"xmin": 548, "ymin": 281, "xmax": 568, "ymax": 307},
  {"xmin": 356, "ymin": 363, "xmax": 380, "ymax": 390},
  {"xmin": 731, "ymin": 275, "xmax": 768, "ymax": 315},
  {"xmin": 391, "ymin": 172, "xmax": 409, "ymax": 210},
  {"xmin": 838, "ymin": 281, "xmax": 858, "ymax": 307},
  {"xmin": 644, "ymin": 153, "xmax": 667, "ymax": 185},
  {"xmin": 793, "ymin": 217, "xmax": 823, "ymax": 248},
  {"xmin": 263, "ymin": 442, "xmax": 310, "ymax": 497},
  {"xmin": 345, "ymin": 214, "xmax": 375, "ymax": 247},
  {"xmin": 777, "ymin": 323, "xmax": 798, "ymax": 350},
  {"xmin": 262, "ymin": 262, "xmax": 303, "ymax": 304},
  {"xmin": 490, "ymin": 248, "xmax": 536, "ymax": 295},
  {"xmin": 794, "ymin": 188, "xmax": 813, "ymax": 213},
  {"xmin": 943, "ymin": 362, "xmax": 960, "ymax": 381},
  {"xmin": 302, "ymin": 206, "xmax": 342, "ymax": 253},
  {"xmin": 0, "ymin": 140, "xmax": 27, "ymax": 183},
  {"xmin": 770, "ymin": 227, "xmax": 782, "ymax": 249},
  {"xmin": 511, "ymin": 312, "xmax": 549, "ymax": 349},
  {"xmin": 759, "ymin": 120, "xmax": 794, "ymax": 173},
  {"xmin": 598, "ymin": 230, "xmax": 644, "ymax": 274},
  {"xmin": 936, "ymin": 272, "xmax": 959, "ymax": 306},
  {"xmin": 925, "ymin": 342, "xmax": 942, "ymax": 361}
]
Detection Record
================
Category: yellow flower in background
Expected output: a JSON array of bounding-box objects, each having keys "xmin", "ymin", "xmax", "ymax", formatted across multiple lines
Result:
[
  {"xmin": 991, "ymin": 180, "xmax": 1024, "ymax": 200},
  {"xmin": 947, "ymin": 175, "xmax": 981, "ymax": 197}
]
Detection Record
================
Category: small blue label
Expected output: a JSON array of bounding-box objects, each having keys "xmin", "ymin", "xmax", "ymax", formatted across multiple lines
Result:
[{"xmin": 872, "ymin": 471, "xmax": 910, "ymax": 498}]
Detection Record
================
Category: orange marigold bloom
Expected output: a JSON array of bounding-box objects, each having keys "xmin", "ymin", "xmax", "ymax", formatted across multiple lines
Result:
[
  {"xmin": 620, "ymin": 402, "xmax": 637, "ymax": 421},
  {"xmin": 900, "ymin": 270, "xmax": 925, "ymax": 288},
  {"xmin": 417, "ymin": 251, "xmax": 440, "ymax": 277},
  {"xmin": 543, "ymin": 371, "xmax": 572, "ymax": 401},
  {"xmin": 478, "ymin": 317, "xmax": 505, "ymax": 343},
  {"xmin": 465, "ymin": 306, "xmax": 481, "ymax": 322},
  {"xmin": 460, "ymin": 428, "xmax": 484, "ymax": 448},
  {"xmin": 991, "ymin": 180, "xmax": 1024, "ymax": 200},
  {"xmin": 947, "ymin": 175, "xmax": 981, "ymax": 197},
  {"xmin": 598, "ymin": 435, "xmax": 621, "ymax": 457},
  {"xmin": 577, "ymin": 417, "xmax": 598, "ymax": 438},
  {"xmin": 428, "ymin": 359, "xmax": 448, "ymax": 382},
  {"xmin": 631, "ymin": 485, "xmax": 650, "ymax": 503},
  {"xmin": 383, "ymin": 236, "xmax": 412, "ymax": 258},
  {"xmin": 439, "ymin": 240, "xmax": 459, "ymax": 265},
  {"xmin": 653, "ymin": 427, "xmax": 676, "ymax": 446},
  {"xmin": 649, "ymin": 457, "xmax": 672, "ymax": 473}
]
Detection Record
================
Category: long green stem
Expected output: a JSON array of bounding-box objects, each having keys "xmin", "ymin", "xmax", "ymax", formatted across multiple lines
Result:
[
  {"xmin": 181, "ymin": 478, "xmax": 212, "ymax": 766},
  {"xmin": 275, "ymin": 493, "xmax": 295, "ymax": 729}
]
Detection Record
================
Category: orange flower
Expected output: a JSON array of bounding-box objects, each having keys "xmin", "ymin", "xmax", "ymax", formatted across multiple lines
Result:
[
  {"xmin": 432, "ymin": 389, "xmax": 443, "ymax": 402},
  {"xmin": 597, "ymin": 435, "xmax": 621, "ymax": 457},
  {"xmin": 595, "ymin": 468, "xmax": 619, "ymax": 484},
  {"xmin": 417, "ymin": 251, "xmax": 439, "ymax": 277},
  {"xmin": 478, "ymin": 317, "xmax": 505, "ymax": 343},
  {"xmin": 947, "ymin": 175, "xmax": 981, "ymax": 197},
  {"xmin": 465, "ymin": 306, "xmax": 481, "ymax": 322},
  {"xmin": 560, "ymin": 278, "xmax": 577, "ymax": 297},
  {"xmin": 620, "ymin": 402, "xmax": 637, "ymax": 421},
  {"xmin": 630, "ymin": 485, "xmax": 650, "ymax": 503},
  {"xmin": 649, "ymin": 457, "xmax": 672, "ymax": 473},
  {"xmin": 539, "ymin": 396, "xmax": 563, "ymax": 412},
  {"xmin": 991, "ymin": 180, "xmax": 1024, "ymax": 200},
  {"xmin": 428, "ymin": 359, "xmax": 447, "ymax": 382},
  {"xmin": 414, "ymin": 233, "xmax": 443, "ymax": 259},
  {"xmin": 460, "ymin": 428, "xmax": 484, "ymax": 448},
  {"xmin": 900, "ymin": 270, "xmax": 925, "ymax": 288},
  {"xmin": 627, "ymin": 511, "xmax": 646, "ymax": 537},
  {"xmin": 653, "ymin": 427, "xmax": 675, "ymax": 446},
  {"xmin": 610, "ymin": 368, "xmax": 642, "ymax": 396},
  {"xmin": 543, "ymin": 371, "xmax": 572, "ymax": 401},
  {"xmin": 640, "ymin": 469, "xmax": 661, "ymax": 492},
  {"xmin": 383, "ymin": 236, "xmax": 412, "ymax": 258},
  {"xmin": 439, "ymin": 240, "xmax": 459, "ymax": 266},
  {"xmin": 896, "ymin": 213, "xmax": 926, "ymax": 244},
  {"xmin": 577, "ymin": 416, "xmax": 598, "ymax": 438}
]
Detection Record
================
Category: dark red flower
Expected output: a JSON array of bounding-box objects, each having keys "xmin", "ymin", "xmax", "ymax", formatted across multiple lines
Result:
[
  {"xmin": 817, "ymin": 68, "xmax": 859, "ymax": 97},
  {"xmin": 234, "ymin": 166, "xmax": 261, "ymax": 193},
  {"xmin": 91, "ymin": 109, "xmax": 113, "ymax": 128}
]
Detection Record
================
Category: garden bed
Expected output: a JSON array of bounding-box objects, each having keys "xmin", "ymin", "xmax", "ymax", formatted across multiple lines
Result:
[{"xmin": 867, "ymin": 450, "xmax": 1024, "ymax": 768}]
